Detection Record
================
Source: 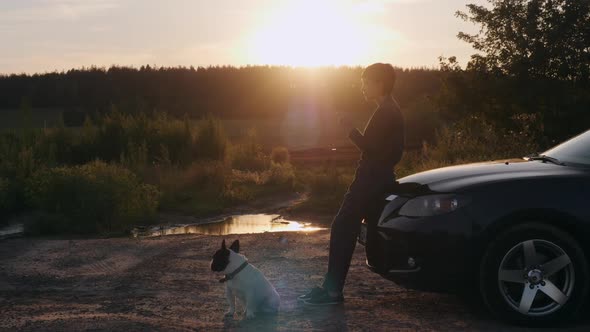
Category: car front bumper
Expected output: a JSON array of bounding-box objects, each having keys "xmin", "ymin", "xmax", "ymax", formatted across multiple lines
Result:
[{"xmin": 360, "ymin": 204, "xmax": 474, "ymax": 291}]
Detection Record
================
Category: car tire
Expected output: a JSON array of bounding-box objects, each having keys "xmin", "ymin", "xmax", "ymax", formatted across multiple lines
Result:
[{"xmin": 479, "ymin": 222, "xmax": 589, "ymax": 326}]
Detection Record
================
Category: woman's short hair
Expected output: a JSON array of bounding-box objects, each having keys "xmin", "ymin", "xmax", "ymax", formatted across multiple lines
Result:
[{"xmin": 361, "ymin": 63, "xmax": 396, "ymax": 96}]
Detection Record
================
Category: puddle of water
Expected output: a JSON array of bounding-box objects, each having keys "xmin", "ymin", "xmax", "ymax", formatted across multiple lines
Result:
[
  {"xmin": 0, "ymin": 223, "xmax": 24, "ymax": 238},
  {"xmin": 132, "ymin": 213, "xmax": 325, "ymax": 237}
]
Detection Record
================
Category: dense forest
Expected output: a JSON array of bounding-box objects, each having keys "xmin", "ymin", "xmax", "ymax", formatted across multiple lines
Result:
[{"xmin": 0, "ymin": 66, "xmax": 441, "ymax": 119}]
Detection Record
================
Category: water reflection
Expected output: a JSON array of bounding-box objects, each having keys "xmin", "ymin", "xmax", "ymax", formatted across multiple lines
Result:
[
  {"xmin": 0, "ymin": 223, "xmax": 24, "ymax": 238},
  {"xmin": 132, "ymin": 214, "xmax": 324, "ymax": 237}
]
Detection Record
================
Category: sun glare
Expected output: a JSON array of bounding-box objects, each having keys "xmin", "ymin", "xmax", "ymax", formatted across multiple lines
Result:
[{"xmin": 244, "ymin": 1, "xmax": 383, "ymax": 67}]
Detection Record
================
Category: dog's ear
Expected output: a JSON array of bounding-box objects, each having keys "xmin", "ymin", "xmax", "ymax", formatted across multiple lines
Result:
[
  {"xmin": 221, "ymin": 239, "xmax": 226, "ymax": 250},
  {"xmin": 230, "ymin": 239, "xmax": 239, "ymax": 253}
]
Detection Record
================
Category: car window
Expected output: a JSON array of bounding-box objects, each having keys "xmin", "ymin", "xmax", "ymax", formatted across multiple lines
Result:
[{"xmin": 542, "ymin": 129, "xmax": 590, "ymax": 166}]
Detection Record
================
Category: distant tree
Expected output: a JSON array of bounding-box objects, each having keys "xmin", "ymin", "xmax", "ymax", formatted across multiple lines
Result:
[{"xmin": 457, "ymin": 0, "xmax": 590, "ymax": 83}]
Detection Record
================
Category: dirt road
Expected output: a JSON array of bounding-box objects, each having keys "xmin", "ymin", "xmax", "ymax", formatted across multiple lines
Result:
[{"xmin": 1, "ymin": 227, "xmax": 588, "ymax": 331}]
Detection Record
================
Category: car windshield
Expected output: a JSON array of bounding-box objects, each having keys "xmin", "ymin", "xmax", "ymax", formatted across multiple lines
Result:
[{"xmin": 541, "ymin": 129, "xmax": 590, "ymax": 166}]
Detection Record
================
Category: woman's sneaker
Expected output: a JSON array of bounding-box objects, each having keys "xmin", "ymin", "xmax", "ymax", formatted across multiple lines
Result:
[
  {"xmin": 302, "ymin": 289, "xmax": 344, "ymax": 306},
  {"xmin": 297, "ymin": 286, "xmax": 325, "ymax": 302}
]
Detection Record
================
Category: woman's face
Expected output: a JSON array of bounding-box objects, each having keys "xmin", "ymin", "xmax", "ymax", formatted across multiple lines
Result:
[{"xmin": 361, "ymin": 78, "xmax": 383, "ymax": 101}]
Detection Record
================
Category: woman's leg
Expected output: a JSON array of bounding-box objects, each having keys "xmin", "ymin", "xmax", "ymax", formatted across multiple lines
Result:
[
  {"xmin": 321, "ymin": 188, "xmax": 366, "ymax": 294},
  {"xmin": 321, "ymin": 170, "xmax": 393, "ymax": 294}
]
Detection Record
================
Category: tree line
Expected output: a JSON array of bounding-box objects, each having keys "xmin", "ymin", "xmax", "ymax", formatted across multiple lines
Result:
[{"xmin": 0, "ymin": 65, "xmax": 441, "ymax": 119}]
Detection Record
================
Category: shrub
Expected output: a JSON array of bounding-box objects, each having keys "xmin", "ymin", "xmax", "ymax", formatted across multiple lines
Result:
[
  {"xmin": 25, "ymin": 161, "xmax": 160, "ymax": 234},
  {"xmin": 152, "ymin": 161, "xmax": 229, "ymax": 214},
  {"xmin": 270, "ymin": 146, "xmax": 290, "ymax": 164},
  {"xmin": 268, "ymin": 161, "xmax": 295, "ymax": 188}
]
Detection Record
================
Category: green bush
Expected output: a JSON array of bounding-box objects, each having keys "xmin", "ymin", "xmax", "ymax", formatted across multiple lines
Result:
[
  {"xmin": 270, "ymin": 146, "xmax": 290, "ymax": 164},
  {"xmin": 154, "ymin": 161, "xmax": 229, "ymax": 213},
  {"xmin": 268, "ymin": 161, "xmax": 295, "ymax": 188},
  {"xmin": 25, "ymin": 161, "xmax": 160, "ymax": 234}
]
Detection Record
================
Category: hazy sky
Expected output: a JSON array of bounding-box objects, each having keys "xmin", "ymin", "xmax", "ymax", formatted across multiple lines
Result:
[{"xmin": 0, "ymin": 0, "xmax": 487, "ymax": 74}]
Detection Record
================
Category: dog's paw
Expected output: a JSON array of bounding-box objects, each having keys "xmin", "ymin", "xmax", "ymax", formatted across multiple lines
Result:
[{"xmin": 245, "ymin": 311, "xmax": 256, "ymax": 320}]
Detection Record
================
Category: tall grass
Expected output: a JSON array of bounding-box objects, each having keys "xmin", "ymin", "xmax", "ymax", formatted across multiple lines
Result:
[{"xmin": 396, "ymin": 114, "xmax": 540, "ymax": 177}]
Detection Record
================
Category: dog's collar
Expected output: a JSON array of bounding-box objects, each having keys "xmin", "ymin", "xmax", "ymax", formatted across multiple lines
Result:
[{"xmin": 219, "ymin": 261, "xmax": 249, "ymax": 283}]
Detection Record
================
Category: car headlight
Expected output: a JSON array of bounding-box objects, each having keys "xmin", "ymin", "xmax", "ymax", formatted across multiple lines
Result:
[{"xmin": 398, "ymin": 194, "xmax": 470, "ymax": 217}]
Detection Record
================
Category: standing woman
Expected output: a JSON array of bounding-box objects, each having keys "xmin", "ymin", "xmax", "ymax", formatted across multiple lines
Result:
[{"xmin": 299, "ymin": 63, "xmax": 405, "ymax": 305}]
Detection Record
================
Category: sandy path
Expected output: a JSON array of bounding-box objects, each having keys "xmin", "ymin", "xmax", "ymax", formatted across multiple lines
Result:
[{"xmin": 0, "ymin": 229, "xmax": 588, "ymax": 331}]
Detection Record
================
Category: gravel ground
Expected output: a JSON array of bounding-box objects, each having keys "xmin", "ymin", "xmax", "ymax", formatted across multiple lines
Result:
[{"xmin": 1, "ymin": 226, "xmax": 589, "ymax": 331}]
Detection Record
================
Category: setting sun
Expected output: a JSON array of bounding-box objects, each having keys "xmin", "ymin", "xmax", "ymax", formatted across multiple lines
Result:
[
  {"xmin": 0, "ymin": 0, "xmax": 481, "ymax": 73},
  {"xmin": 244, "ymin": 1, "xmax": 395, "ymax": 66}
]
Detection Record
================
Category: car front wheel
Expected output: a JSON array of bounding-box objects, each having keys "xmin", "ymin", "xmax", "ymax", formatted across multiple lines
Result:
[{"xmin": 480, "ymin": 222, "xmax": 589, "ymax": 326}]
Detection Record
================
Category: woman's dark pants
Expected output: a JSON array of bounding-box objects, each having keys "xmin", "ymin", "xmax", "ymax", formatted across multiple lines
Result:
[{"xmin": 321, "ymin": 165, "xmax": 395, "ymax": 294}]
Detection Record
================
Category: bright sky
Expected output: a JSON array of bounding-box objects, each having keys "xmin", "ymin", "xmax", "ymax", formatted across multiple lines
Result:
[{"xmin": 0, "ymin": 0, "xmax": 486, "ymax": 74}]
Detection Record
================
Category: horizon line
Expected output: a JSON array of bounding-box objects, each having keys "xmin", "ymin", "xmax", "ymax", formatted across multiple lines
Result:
[{"xmin": 0, "ymin": 63, "xmax": 445, "ymax": 76}]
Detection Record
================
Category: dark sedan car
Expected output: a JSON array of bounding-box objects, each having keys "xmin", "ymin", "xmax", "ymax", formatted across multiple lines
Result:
[{"xmin": 358, "ymin": 129, "xmax": 590, "ymax": 326}]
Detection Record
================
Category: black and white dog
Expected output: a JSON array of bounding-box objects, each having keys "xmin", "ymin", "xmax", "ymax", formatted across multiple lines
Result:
[{"xmin": 210, "ymin": 239, "xmax": 280, "ymax": 319}]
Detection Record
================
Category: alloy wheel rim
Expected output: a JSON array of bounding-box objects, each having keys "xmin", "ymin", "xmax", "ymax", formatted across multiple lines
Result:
[{"xmin": 497, "ymin": 239, "xmax": 575, "ymax": 317}]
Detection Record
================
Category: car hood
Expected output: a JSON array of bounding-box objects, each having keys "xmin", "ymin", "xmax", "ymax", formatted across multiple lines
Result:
[{"xmin": 397, "ymin": 158, "xmax": 582, "ymax": 193}]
